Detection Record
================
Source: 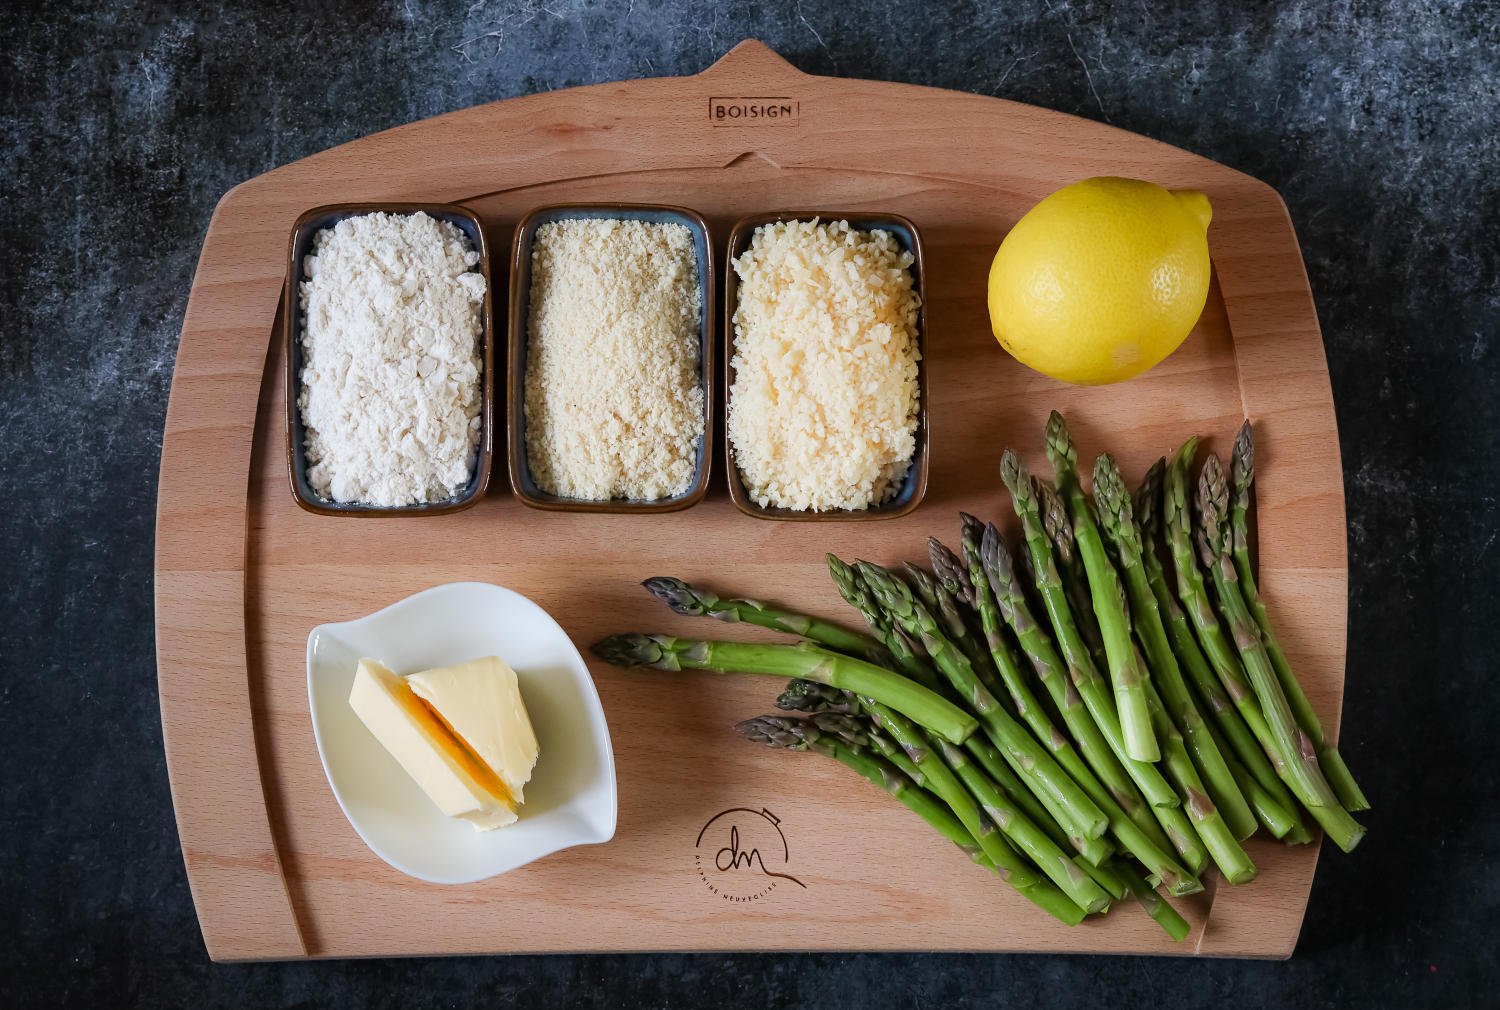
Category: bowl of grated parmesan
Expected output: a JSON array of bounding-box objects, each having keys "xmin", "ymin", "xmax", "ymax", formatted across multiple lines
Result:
[
  {"xmin": 283, "ymin": 203, "xmax": 494, "ymax": 516},
  {"xmin": 723, "ymin": 213, "xmax": 929, "ymax": 521},
  {"xmin": 506, "ymin": 203, "xmax": 715, "ymax": 513}
]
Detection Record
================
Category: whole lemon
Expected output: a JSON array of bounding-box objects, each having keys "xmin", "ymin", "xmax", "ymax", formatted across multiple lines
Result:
[{"xmin": 987, "ymin": 176, "xmax": 1212, "ymax": 385}]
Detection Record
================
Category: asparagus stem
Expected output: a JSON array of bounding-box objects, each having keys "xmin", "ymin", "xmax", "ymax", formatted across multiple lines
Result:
[
  {"xmin": 1034, "ymin": 503, "xmax": 1215, "ymax": 876},
  {"xmin": 1220, "ymin": 731, "xmax": 1302, "ymax": 840},
  {"xmin": 1135, "ymin": 458, "xmax": 1308, "ymax": 842},
  {"xmin": 1230, "ymin": 424, "xmax": 1370, "ymax": 812},
  {"xmin": 1141, "ymin": 670, "xmax": 1256, "ymax": 882},
  {"xmin": 840, "ymin": 702, "xmax": 1044, "ymax": 886},
  {"xmin": 737, "ymin": 713, "xmax": 980, "ymax": 857},
  {"xmin": 778, "ymin": 660, "xmax": 1102, "ymax": 870},
  {"xmin": 1038, "ymin": 478, "xmax": 1110, "ymax": 675},
  {"xmin": 592, "ymin": 634, "xmax": 977, "ymax": 745},
  {"xmin": 963, "ymin": 733, "xmax": 1086, "ymax": 857},
  {"xmin": 976, "ymin": 519, "xmax": 1203, "ymax": 895},
  {"xmin": 1196, "ymin": 454, "xmax": 1366, "ymax": 852},
  {"xmin": 841, "ymin": 703, "xmax": 1114, "ymax": 911},
  {"xmin": 735, "ymin": 715, "xmax": 1087, "ymax": 926},
  {"xmin": 857, "ymin": 562, "xmax": 1112, "ymax": 844},
  {"xmin": 642, "ymin": 577, "xmax": 891, "ymax": 665},
  {"xmin": 1093, "ymin": 453, "xmax": 1257, "ymax": 840},
  {"xmin": 1044, "ymin": 413, "xmax": 1160, "ymax": 762},
  {"xmin": 1116, "ymin": 863, "xmax": 1191, "ymax": 943},
  {"xmin": 1000, "ymin": 451, "xmax": 1180, "ymax": 812},
  {"xmin": 932, "ymin": 736, "xmax": 1113, "ymax": 912},
  {"xmin": 954, "ymin": 520, "xmax": 1152, "ymax": 875},
  {"xmin": 1167, "ymin": 443, "xmax": 1363, "ymax": 849}
]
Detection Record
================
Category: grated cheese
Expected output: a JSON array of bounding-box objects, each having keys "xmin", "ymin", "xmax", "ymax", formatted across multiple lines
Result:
[
  {"xmin": 523, "ymin": 218, "xmax": 704, "ymax": 500},
  {"xmin": 728, "ymin": 219, "xmax": 921, "ymax": 512}
]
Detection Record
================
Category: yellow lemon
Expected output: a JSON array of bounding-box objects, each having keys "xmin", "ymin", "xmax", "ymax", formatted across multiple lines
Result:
[{"xmin": 987, "ymin": 176, "xmax": 1212, "ymax": 385}]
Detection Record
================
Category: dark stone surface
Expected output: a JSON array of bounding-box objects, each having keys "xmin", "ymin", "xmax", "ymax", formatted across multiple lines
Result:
[{"xmin": 3, "ymin": 1, "xmax": 1496, "ymax": 1006}]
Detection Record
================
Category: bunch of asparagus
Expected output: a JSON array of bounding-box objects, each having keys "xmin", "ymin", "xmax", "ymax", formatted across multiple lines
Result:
[{"xmin": 592, "ymin": 412, "xmax": 1367, "ymax": 938}]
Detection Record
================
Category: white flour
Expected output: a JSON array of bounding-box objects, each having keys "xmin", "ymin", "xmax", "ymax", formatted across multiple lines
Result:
[{"xmin": 297, "ymin": 212, "xmax": 485, "ymax": 506}]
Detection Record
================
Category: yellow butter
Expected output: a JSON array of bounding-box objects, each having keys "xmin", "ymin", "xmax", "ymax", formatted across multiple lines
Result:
[
  {"xmin": 407, "ymin": 656, "xmax": 540, "ymax": 805},
  {"xmin": 348, "ymin": 658, "xmax": 517, "ymax": 832}
]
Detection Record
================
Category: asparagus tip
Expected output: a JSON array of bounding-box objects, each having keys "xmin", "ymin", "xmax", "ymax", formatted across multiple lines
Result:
[
  {"xmin": 1232, "ymin": 420, "xmax": 1255, "ymax": 491},
  {"xmin": 735, "ymin": 714, "xmax": 813, "ymax": 750},
  {"xmin": 641, "ymin": 576, "xmax": 710, "ymax": 616},
  {"xmin": 591, "ymin": 633, "xmax": 666, "ymax": 669}
]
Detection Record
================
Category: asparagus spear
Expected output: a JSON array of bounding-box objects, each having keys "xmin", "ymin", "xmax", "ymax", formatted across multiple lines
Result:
[
  {"xmin": 1033, "ymin": 487, "xmax": 1216, "ymax": 876},
  {"xmin": 591, "ymin": 634, "xmax": 977, "ymax": 745},
  {"xmin": 648, "ymin": 585, "xmax": 1040, "ymax": 871},
  {"xmin": 857, "ymin": 562, "xmax": 1112, "ymax": 845},
  {"xmin": 1116, "ymin": 862, "xmax": 1191, "ymax": 943},
  {"xmin": 1196, "ymin": 454, "xmax": 1366, "ymax": 852},
  {"xmin": 1093, "ymin": 453, "xmax": 1256, "ymax": 840},
  {"xmin": 818, "ymin": 707, "xmax": 1111, "ymax": 912},
  {"xmin": 1165, "ymin": 440, "xmax": 1351, "ymax": 849},
  {"xmin": 1001, "ymin": 451, "xmax": 1212, "ymax": 874},
  {"xmin": 847, "ymin": 697, "xmax": 1051, "ymax": 886},
  {"xmin": 1001, "ymin": 453, "xmax": 1177, "ymax": 809},
  {"xmin": 1135, "ymin": 459, "xmax": 1309, "ymax": 842},
  {"xmin": 902, "ymin": 561, "xmax": 993, "ymax": 680},
  {"xmin": 642, "ymin": 577, "xmax": 892, "ymax": 665},
  {"xmin": 827, "ymin": 555, "xmax": 945, "ymax": 691},
  {"xmin": 937, "ymin": 534, "xmax": 1132, "ymax": 882},
  {"xmin": 734, "ymin": 715, "xmax": 1088, "ymax": 926},
  {"xmin": 1138, "ymin": 667, "xmax": 1257, "ymax": 884},
  {"xmin": 930, "ymin": 735, "xmax": 1112, "ymax": 912},
  {"xmin": 957, "ymin": 518, "xmax": 1206, "ymax": 896},
  {"xmin": 836, "ymin": 713, "xmax": 1125, "ymax": 904},
  {"xmin": 1230, "ymin": 424, "xmax": 1370, "ymax": 812},
  {"xmin": 780, "ymin": 672, "xmax": 1061, "ymax": 854},
  {"xmin": 1044, "ymin": 412, "xmax": 1159, "ymax": 762},
  {"xmin": 827, "ymin": 555, "xmax": 1078, "ymax": 846},
  {"xmin": 1037, "ymin": 478, "xmax": 1109, "ymax": 674}
]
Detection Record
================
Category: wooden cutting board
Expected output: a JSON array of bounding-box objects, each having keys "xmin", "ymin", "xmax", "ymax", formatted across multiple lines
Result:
[{"xmin": 155, "ymin": 40, "xmax": 1347, "ymax": 962}]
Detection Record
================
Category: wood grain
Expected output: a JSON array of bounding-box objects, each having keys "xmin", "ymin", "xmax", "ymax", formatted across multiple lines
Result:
[{"xmin": 155, "ymin": 40, "xmax": 1346, "ymax": 961}]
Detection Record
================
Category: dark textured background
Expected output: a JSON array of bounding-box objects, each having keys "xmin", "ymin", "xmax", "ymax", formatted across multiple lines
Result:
[{"xmin": 3, "ymin": 1, "xmax": 1497, "ymax": 1006}]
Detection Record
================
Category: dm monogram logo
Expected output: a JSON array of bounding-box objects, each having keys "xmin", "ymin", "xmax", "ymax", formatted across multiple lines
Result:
[{"xmin": 694, "ymin": 807, "xmax": 807, "ymax": 902}]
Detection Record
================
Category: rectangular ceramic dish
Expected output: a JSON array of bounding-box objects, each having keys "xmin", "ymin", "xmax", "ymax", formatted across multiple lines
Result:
[
  {"xmin": 506, "ymin": 202, "xmax": 715, "ymax": 514},
  {"xmin": 722, "ymin": 210, "xmax": 930, "ymax": 521},
  {"xmin": 282, "ymin": 202, "xmax": 495, "ymax": 516}
]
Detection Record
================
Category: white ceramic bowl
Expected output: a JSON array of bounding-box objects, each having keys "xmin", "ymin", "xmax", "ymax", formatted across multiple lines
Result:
[{"xmin": 306, "ymin": 581, "xmax": 617, "ymax": 883}]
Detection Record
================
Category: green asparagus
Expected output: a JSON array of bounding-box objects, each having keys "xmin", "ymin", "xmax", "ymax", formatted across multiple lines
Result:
[
  {"xmin": 1196, "ymin": 454, "xmax": 1366, "ymax": 852},
  {"xmin": 642, "ymin": 577, "xmax": 891, "ymax": 665},
  {"xmin": 857, "ymin": 561, "xmax": 1113, "ymax": 845},
  {"xmin": 963, "ymin": 516, "xmax": 1202, "ymax": 895},
  {"xmin": 1230, "ymin": 424, "xmax": 1370, "ymax": 812},
  {"xmin": 1135, "ymin": 458, "xmax": 1309, "ymax": 843},
  {"xmin": 827, "ymin": 555, "xmax": 945, "ymax": 691},
  {"xmin": 1044, "ymin": 412, "xmax": 1159, "ymax": 762},
  {"xmin": 591, "ymin": 634, "xmax": 977, "ymax": 745},
  {"xmin": 735, "ymin": 715, "xmax": 1089, "ymax": 925},
  {"xmin": 1093, "ymin": 452, "xmax": 1256, "ymax": 840}
]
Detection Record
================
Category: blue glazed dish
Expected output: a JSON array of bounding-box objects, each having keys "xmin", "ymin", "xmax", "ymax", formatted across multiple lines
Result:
[{"xmin": 282, "ymin": 202, "xmax": 495, "ymax": 516}]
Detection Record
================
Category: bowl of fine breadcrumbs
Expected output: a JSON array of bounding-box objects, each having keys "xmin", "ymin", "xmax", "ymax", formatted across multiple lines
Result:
[
  {"xmin": 283, "ymin": 204, "xmax": 494, "ymax": 516},
  {"xmin": 507, "ymin": 203, "xmax": 714, "ymax": 513}
]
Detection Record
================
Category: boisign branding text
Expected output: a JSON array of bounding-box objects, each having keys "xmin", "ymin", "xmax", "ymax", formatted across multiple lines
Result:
[{"xmin": 708, "ymin": 97, "xmax": 799, "ymax": 126}]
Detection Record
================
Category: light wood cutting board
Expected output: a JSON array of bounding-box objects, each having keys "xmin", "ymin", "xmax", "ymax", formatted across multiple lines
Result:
[{"xmin": 155, "ymin": 40, "xmax": 1347, "ymax": 962}]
